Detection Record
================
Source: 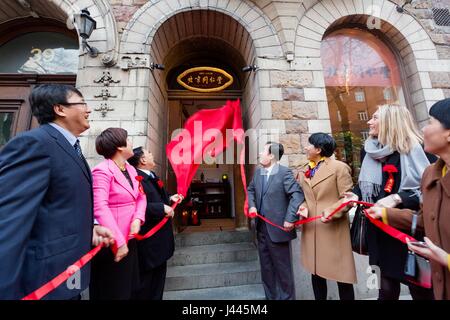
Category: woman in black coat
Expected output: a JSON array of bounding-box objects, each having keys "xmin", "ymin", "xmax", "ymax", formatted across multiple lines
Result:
[{"xmin": 350, "ymin": 104, "xmax": 436, "ymax": 300}]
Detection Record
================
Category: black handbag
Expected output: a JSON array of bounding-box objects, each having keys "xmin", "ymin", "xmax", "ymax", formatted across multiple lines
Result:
[
  {"xmin": 350, "ymin": 205, "xmax": 368, "ymax": 255},
  {"xmin": 404, "ymin": 213, "xmax": 432, "ymax": 288}
]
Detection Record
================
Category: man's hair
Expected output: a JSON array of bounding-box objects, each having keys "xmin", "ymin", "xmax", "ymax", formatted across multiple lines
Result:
[
  {"xmin": 29, "ymin": 84, "xmax": 83, "ymax": 124},
  {"xmin": 128, "ymin": 147, "xmax": 144, "ymax": 167},
  {"xmin": 95, "ymin": 128, "xmax": 128, "ymax": 159},
  {"xmin": 266, "ymin": 141, "xmax": 284, "ymax": 160},
  {"xmin": 429, "ymin": 98, "xmax": 450, "ymax": 129},
  {"xmin": 308, "ymin": 133, "xmax": 336, "ymax": 157}
]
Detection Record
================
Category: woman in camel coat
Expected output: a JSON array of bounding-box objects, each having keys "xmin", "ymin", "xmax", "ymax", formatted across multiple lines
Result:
[{"xmin": 297, "ymin": 133, "xmax": 357, "ymax": 300}]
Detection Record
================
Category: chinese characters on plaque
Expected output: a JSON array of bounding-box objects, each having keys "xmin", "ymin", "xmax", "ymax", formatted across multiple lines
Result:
[{"xmin": 177, "ymin": 67, "xmax": 233, "ymax": 93}]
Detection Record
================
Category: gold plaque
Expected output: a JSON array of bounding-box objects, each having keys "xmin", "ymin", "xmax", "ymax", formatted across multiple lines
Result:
[{"xmin": 177, "ymin": 67, "xmax": 233, "ymax": 93}]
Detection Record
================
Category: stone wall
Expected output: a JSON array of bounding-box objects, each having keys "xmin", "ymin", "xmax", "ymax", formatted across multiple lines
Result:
[{"xmin": 75, "ymin": 0, "xmax": 450, "ymax": 171}]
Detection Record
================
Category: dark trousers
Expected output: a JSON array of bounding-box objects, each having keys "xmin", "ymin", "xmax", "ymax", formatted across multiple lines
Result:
[
  {"xmin": 89, "ymin": 240, "xmax": 139, "ymax": 300},
  {"xmin": 256, "ymin": 222, "xmax": 295, "ymax": 300},
  {"xmin": 311, "ymin": 274, "xmax": 355, "ymax": 300},
  {"xmin": 133, "ymin": 262, "xmax": 167, "ymax": 300},
  {"xmin": 378, "ymin": 275, "xmax": 434, "ymax": 300}
]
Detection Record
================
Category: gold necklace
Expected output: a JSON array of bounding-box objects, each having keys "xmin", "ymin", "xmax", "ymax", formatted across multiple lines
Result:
[{"xmin": 114, "ymin": 160, "xmax": 126, "ymax": 171}]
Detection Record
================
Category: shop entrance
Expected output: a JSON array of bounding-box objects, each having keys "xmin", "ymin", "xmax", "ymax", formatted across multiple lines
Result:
[{"xmin": 167, "ymin": 97, "xmax": 247, "ymax": 233}]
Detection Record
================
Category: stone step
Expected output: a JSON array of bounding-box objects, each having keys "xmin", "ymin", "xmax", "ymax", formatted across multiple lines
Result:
[
  {"xmin": 165, "ymin": 260, "xmax": 261, "ymax": 291},
  {"xmin": 164, "ymin": 284, "xmax": 266, "ymax": 300},
  {"xmin": 168, "ymin": 242, "xmax": 258, "ymax": 266},
  {"xmin": 175, "ymin": 230, "xmax": 253, "ymax": 248}
]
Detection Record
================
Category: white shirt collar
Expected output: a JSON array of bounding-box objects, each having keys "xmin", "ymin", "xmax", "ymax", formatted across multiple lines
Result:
[
  {"xmin": 139, "ymin": 169, "xmax": 154, "ymax": 178},
  {"xmin": 263, "ymin": 162, "xmax": 277, "ymax": 176},
  {"xmin": 49, "ymin": 122, "xmax": 78, "ymax": 147}
]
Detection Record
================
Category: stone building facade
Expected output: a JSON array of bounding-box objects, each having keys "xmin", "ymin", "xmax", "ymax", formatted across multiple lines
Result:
[
  {"xmin": 1, "ymin": 0, "xmax": 450, "ymax": 299},
  {"xmin": 2, "ymin": 0, "xmax": 449, "ymax": 177}
]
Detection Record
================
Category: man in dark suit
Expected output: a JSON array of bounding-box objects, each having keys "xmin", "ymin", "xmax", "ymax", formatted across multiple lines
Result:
[
  {"xmin": 0, "ymin": 84, "xmax": 114, "ymax": 300},
  {"xmin": 247, "ymin": 141, "xmax": 304, "ymax": 300},
  {"xmin": 128, "ymin": 147, "xmax": 183, "ymax": 300}
]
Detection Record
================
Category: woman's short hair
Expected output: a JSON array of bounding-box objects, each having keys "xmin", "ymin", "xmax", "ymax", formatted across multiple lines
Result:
[
  {"xmin": 29, "ymin": 84, "xmax": 83, "ymax": 124},
  {"xmin": 376, "ymin": 104, "xmax": 423, "ymax": 154},
  {"xmin": 95, "ymin": 128, "xmax": 128, "ymax": 159},
  {"xmin": 308, "ymin": 133, "xmax": 336, "ymax": 157},
  {"xmin": 128, "ymin": 147, "xmax": 144, "ymax": 167},
  {"xmin": 429, "ymin": 98, "xmax": 450, "ymax": 129}
]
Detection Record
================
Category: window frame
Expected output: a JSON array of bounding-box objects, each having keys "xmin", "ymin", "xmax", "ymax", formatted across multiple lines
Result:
[
  {"xmin": 0, "ymin": 17, "xmax": 79, "ymax": 76},
  {"xmin": 0, "ymin": 18, "xmax": 77, "ymax": 146},
  {"xmin": 323, "ymin": 23, "xmax": 414, "ymax": 118}
]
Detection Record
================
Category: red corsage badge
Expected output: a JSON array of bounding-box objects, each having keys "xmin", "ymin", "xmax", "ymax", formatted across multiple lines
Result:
[
  {"xmin": 382, "ymin": 164, "xmax": 398, "ymax": 193},
  {"xmin": 157, "ymin": 179, "xmax": 164, "ymax": 189},
  {"xmin": 135, "ymin": 176, "xmax": 145, "ymax": 194},
  {"xmin": 304, "ymin": 169, "xmax": 312, "ymax": 179}
]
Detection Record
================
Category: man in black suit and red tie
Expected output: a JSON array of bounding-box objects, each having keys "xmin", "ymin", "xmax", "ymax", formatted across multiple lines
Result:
[{"xmin": 128, "ymin": 147, "xmax": 183, "ymax": 300}]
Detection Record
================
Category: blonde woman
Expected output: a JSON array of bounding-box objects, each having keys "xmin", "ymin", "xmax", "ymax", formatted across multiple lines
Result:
[{"xmin": 350, "ymin": 104, "xmax": 436, "ymax": 300}]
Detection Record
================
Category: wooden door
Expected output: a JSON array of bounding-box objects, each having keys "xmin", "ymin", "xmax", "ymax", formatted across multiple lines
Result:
[
  {"xmin": 0, "ymin": 74, "xmax": 75, "ymax": 148},
  {"xmin": 0, "ymin": 85, "xmax": 33, "ymax": 148}
]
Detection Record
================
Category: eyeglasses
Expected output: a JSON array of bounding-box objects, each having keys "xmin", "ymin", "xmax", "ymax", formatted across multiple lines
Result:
[{"xmin": 59, "ymin": 102, "xmax": 88, "ymax": 108}]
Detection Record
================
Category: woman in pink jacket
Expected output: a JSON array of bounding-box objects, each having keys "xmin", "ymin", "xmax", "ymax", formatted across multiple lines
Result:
[{"xmin": 89, "ymin": 127, "xmax": 146, "ymax": 300}]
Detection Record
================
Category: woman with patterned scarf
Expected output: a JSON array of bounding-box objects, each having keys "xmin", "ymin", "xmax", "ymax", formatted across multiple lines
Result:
[
  {"xmin": 296, "ymin": 133, "xmax": 357, "ymax": 300},
  {"xmin": 348, "ymin": 104, "xmax": 436, "ymax": 300}
]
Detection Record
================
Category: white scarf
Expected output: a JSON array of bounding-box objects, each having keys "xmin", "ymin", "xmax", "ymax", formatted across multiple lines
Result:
[{"xmin": 358, "ymin": 137, "xmax": 430, "ymax": 203}]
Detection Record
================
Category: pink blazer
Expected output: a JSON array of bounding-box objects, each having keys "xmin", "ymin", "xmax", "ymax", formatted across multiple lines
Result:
[{"xmin": 92, "ymin": 159, "xmax": 146, "ymax": 248}]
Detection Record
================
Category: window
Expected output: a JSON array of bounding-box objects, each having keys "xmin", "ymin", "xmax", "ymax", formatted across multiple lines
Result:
[
  {"xmin": 358, "ymin": 111, "xmax": 368, "ymax": 121},
  {"xmin": 321, "ymin": 28, "xmax": 406, "ymax": 181},
  {"xmin": 355, "ymin": 91, "xmax": 365, "ymax": 102},
  {"xmin": 383, "ymin": 88, "xmax": 392, "ymax": 101},
  {"xmin": 0, "ymin": 32, "xmax": 78, "ymax": 74},
  {"xmin": 361, "ymin": 131, "xmax": 370, "ymax": 140},
  {"xmin": 0, "ymin": 112, "xmax": 14, "ymax": 148}
]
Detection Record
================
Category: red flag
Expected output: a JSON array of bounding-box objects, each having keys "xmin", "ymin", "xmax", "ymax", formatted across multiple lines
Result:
[{"xmin": 166, "ymin": 99, "xmax": 244, "ymax": 198}]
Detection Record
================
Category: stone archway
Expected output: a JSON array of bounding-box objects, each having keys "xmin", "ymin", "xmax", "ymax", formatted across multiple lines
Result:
[
  {"xmin": 120, "ymin": 0, "xmax": 282, "ymax": 58},
  {"xmin": 116, "ymin": 1, "xmax": 287, "ymax": 229},
  {"xmin": 293, "ymin": 0, "xmax": 445, "ymax": 128},
  {"xmin": 118, "ymin": 2, "xmax": 285, "ymax": 168},
  {"xmin": 117, "ymin": 1, "xmax": 286, "ymax": 181}
]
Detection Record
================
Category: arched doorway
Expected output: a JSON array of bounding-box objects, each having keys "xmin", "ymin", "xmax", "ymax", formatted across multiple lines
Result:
[
  {"xmin": 166, "ymin": 39, "xmax": 245, "ymax": 232},
  {"xmin": 0, "ymin": 17, "xmax": 79, "ymax": 148},
  {"xmin": 146, "ymin": 10, "xmax": 258, "ymax": 233}
]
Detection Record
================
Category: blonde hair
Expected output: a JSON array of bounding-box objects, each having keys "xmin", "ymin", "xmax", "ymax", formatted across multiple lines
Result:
[{"xmin": 377, "ymin": 104, "xmax": 423, "ymax": 154}]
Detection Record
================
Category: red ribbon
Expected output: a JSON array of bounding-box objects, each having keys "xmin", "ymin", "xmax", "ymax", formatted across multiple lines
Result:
[
  {"xmin": 22, "ymin": 198, "xmax": 182, "ymax": 300},
  {"xmin": 21, "ymin": 193, "xmax": 415, "ymax": 300},
  {"xmin": 22, "ymin": 244, "xmax": 104, "ymax": 300},
  {"xmin": 246, "ymin": 200, "xmax": 417, "ymax": 245},
  {"xmin": 248, "ymin": 200, "xmax": 356, "ymax": 232},
  {"xmin": 133, "ymin": 199, "xmax": 180, "ymax": 241},
  {"xmin": 364, "ymin": 206, "xmax": 416, "ymax": 244}
]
